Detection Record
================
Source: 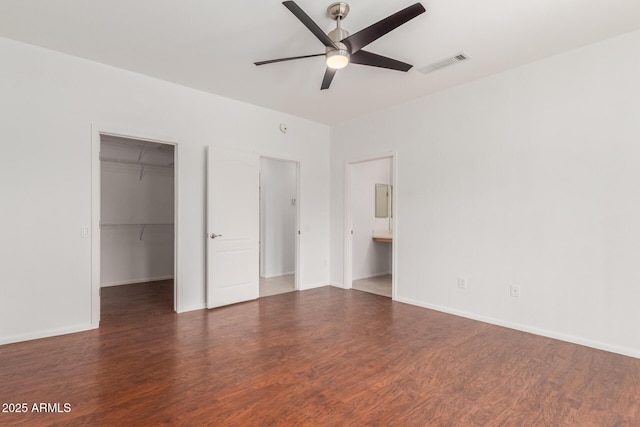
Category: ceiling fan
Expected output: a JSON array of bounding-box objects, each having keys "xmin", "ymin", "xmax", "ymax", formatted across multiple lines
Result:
[{"xmin": 255, "ymin": 1, "xmax": 426, "ymax": 90}]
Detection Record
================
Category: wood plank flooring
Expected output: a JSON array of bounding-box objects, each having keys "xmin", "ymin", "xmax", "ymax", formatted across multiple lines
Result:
[{"xmin": 1, "ymin": 281, "xmax": 640, "ymax": 426}]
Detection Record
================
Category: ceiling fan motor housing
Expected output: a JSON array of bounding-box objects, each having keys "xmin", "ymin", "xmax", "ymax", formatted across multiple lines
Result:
[
  {"xmin": 326, "ymin": 27, "xmax": 350, "ymax": 68},
  {"xmin": 327, "ymin": 27, "xmax": 350, "ymax": 52}
]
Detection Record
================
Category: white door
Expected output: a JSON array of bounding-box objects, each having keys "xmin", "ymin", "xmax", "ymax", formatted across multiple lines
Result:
[{"xmin": 206, "ymin": 147, "xmax": 259, "ymax": 308}]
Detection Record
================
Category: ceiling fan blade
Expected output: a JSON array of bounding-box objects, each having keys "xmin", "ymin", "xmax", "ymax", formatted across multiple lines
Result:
[
  {"xmin": 321, "ymin": 68, "xmax": 336, "ymax": 90},
  {"xmin": 350, "ymin": 50, "xmax": 413, "ymax": 72},
  {"xmin": 342, "ymin": 3, "xmax": 426, "ymax": 54},
  {"xmin": 283, "ymin": 1, "xmax": 337, "ymax": 48},
  {"xmin": 254, "ymin": 53, "xmax": 325, "ymax": 66}
]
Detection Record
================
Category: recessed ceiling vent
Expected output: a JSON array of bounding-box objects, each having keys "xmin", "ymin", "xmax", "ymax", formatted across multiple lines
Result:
[{"xmin": 417, "ymin": 52, "xmax": 470, "ymax": 75}]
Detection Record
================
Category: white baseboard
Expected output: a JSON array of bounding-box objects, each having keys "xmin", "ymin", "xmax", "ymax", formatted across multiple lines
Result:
[
  {"xmin": 176, "ymin": 303, "xmax": 206, "ymax": 314},
  {"xmin": 0, "ymin": 323, "xmax": 96, "ymax": 346},
  {"xmin": 352, "ymin": 272, "xmax": 392, "ymax": 281},
  {"xmin": 394, "ymin": 296, "xmax": 640, "ymax": 360},
  {"xmin": 330, "ymin": 282, "xmax": 349, "ymax": 290},
  {"xmin": 298, "ymin": 282, "xmax": 328, "ymax": 291},
  {"xmin": 262, "ymin": 271, "xmax": 295, "ymax": 279},
  {"xmin": 101, "ymin": 275, "xmax": 174, "ymax": 287}
]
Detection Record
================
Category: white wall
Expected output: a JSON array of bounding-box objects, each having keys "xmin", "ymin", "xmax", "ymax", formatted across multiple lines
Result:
[
  {"xmin": 101, "ymin": 159, "xmax": 175, "ymax": 286},
  {"xmin": 260, "ymin": 158, "xmax": 297, "ymax": 278},
  {"xmin": 0, "ymin": 37, "xmax": 330, "ymax": 344},
  {"xmin": 330, "ymin": 29, "xmax": 640, "ymax": 358},
  {"xmin": 351, "ymin": 158, "xmax": 392, "ymax": 280}
]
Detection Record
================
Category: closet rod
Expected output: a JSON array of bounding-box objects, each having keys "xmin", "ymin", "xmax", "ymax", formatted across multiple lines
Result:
[
  {"xmin": 97, "ymin": 223, "xmax": 174, "ymax": 241},
  {"xmin": 99, "ymin": 157, "xmax": 174, "ymax": 169},
  {"xmin": 100, "ymin": 223, "xmax": 174, "ymax": 226}
]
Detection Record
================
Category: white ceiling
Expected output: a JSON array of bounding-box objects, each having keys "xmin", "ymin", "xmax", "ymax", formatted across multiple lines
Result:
[{"xmin": 1, "ymin": 0, "xmax": 640, "ymax": 125}]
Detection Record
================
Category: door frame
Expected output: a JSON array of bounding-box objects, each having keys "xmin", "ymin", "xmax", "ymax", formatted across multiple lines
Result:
[
  {"xmin": 91, "ymin": 125, "xmax": 180, "ymax": 327},
  {"xmin": 259, "ymin": 155, "xmax": 301, "ymax": 291},
  {"xmin": 344, "ymin": 151, "xmax": 397, "ymax": 299}
]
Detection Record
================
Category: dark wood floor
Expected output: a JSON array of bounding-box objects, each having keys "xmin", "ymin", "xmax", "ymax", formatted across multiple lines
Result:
[{"xmin": 1, "ymin": 281, "xmax": 639, "ymax": 426}]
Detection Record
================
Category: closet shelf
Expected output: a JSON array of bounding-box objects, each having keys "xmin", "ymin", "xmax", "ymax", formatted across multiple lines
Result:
[
  {"xmin": 100, "ymin": 223, "xmax": 174, "ymax": 241},
  {"xmin": 101, "ymin": 155, "xmax": 173, "ymax": 180}
]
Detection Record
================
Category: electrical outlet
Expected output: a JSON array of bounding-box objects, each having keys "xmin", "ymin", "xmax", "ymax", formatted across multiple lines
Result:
[
  {"xmin": 510, "ymin": 284, "xmax": 520, "ymax": 298},
  {"xmin": 458, "ymin": 277, "xmax": 467, "ymax": 290}
]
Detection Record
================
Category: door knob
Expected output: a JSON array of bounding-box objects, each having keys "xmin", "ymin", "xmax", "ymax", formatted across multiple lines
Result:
[{"xmin": 210, "ymin": 233, "xmax": 222, "ymax": 239}]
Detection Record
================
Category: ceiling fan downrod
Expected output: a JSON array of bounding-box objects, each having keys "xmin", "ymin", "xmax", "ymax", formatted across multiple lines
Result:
[{"xmin": 326, "ymin": 2, "xmax": 350, "ymax": 69}]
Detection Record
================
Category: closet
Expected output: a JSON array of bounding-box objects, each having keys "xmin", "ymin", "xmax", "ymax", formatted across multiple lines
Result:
[{"xmin": 99, "ymin": 135, "xmax": 175, "ymax": 297}]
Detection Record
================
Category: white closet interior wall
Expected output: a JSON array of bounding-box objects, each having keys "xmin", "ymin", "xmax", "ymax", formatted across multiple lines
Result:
[{"xmin": 100, "ymin": 135, "xmax": 175, "ymax": 287}]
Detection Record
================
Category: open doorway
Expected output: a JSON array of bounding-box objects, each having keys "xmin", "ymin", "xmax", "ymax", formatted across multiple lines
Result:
[
  {"xmin": 347, "ymin": 156, "xmax": 394, "ymax": 298},
  {"xmin": 93, "ymin": 132, "xmax": 177, "ymax": 324},
  {"xmin": 259, "ymin": 157, "xmax": 299, "ymax": 297}
]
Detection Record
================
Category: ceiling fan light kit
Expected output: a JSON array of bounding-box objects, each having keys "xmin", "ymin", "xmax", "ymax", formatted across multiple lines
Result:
[
  {"xmin": 326, "ymin": 48, "xmax": 349, "ymax": 69},
  {"xmin": 255, "ymin": 1, "xmax": 426, "ymax": 90}
]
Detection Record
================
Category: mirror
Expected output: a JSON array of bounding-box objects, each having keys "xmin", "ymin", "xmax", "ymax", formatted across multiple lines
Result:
[{"xmin": 375, "ymin": 184, "xmax": 391, "ymax": 218}]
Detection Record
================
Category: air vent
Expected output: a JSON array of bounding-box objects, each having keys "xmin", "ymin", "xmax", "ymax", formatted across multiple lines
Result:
[{"xmin": 417, "ymin": 52, "xmax": 470, "ymax": 75}]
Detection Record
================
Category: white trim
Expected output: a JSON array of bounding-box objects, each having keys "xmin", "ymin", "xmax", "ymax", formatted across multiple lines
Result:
[
  {"xmin": 173, "ymin": 139, "xmax": 180, "ymax": 312},
  {"xmin": 261, "ymin": 272, "xmax": 295, "ymax": 279},
  {"xmin": 391, "ymin": 153, "xmax": 398, "ymax": 300},
  {"xmin": 352, "ymin": 272, "xmax": 392, "ymax": 281},
  {"xmin": 297, "ymin": 281, "xmax": 328, "ymax": 291},
  {"xmin": 295, "ymin": 161, "xmax": 301, "ymax": 291},
  {"xmin": 394, "ymin": 296, "xmax": 640, "ymax": 360},
  {"xmin": 259, "ymin": 152, "xmax": 302, "ymax": 163},
  {"xmin": 344, "ymin": 151, "xmax": 397, "ymax": 298},
  {"xmin": 91, "ymin": 124, "xmax": 180, "ymax": 326},
  {"xmin": 343, "ymin": 161, "xmax": 352, "ymax": 290},
  {"xmin": 0, "ymin": 324, "xmax": 95, "ymax": 346},
  {"xmin": 177, "ymin": 303, "xmax": 206, "ymax": 314},
  {"xmin": 100, "ymin": 276, "xmax": 175, "ymax": 287},
  {"xmin": 91, "ymin": 126, "xmax": 101, "ymax": 328}
]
